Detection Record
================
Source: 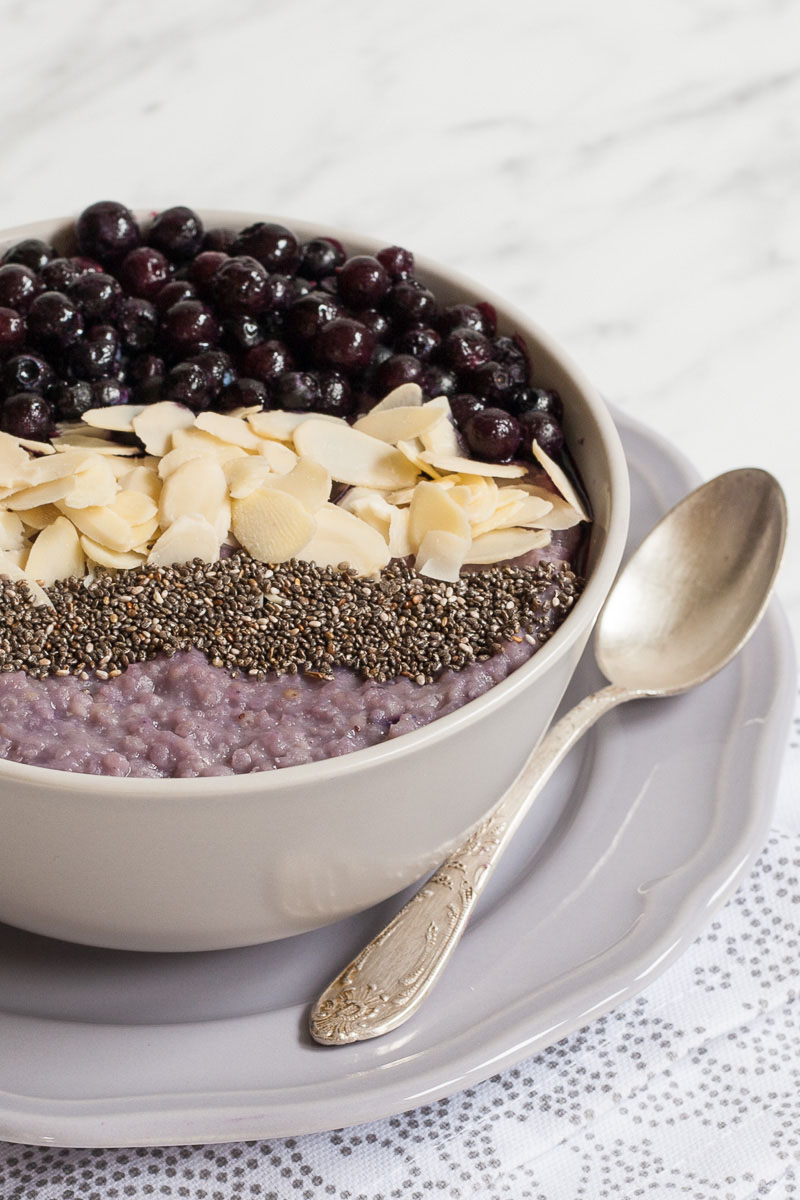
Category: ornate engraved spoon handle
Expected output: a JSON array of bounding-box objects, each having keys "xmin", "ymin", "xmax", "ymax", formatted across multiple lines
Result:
[{"xmin": 309, "ymin": 683, "xmax": 631, "ymax": 1045}]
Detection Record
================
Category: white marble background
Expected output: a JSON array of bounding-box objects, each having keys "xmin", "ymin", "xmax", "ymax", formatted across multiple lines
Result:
[{"xmin": 1, "ymin": 0, "xmax": 798, "ymax": 641}]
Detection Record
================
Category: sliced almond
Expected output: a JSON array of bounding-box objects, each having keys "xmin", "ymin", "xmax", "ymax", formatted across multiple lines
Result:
[
  {"xmin": 388, "ymin": 505, "xmax": 412, "ymax": 558},
  {"xmin": 224, "ymin": 456, "xmax": 275, "ymax": 499},
  {"xmin": 415, "ymin": 529, "xmax": 470, "ymax": 582},
  {"xmin": 246, "ymin": 409, "xmax": 343, "ymax": 443},
  {"xmin": 502, "ymin": 484, "xmax": 583, "ymax": 529},
  {"xmin": 408, "ymin": 481, "xmax": 471, "ymax": 553},
  {"xmin": 0, "ymin": 510, "xmax": 26, "ymax": 551},
  {"xmin": 231, "ymin": 488, "xmax": 315, "ymax": 563},
  {"xmin": 296, "ymin": 503, "xmax": 390, "ymax": 576},
  {"xmin": 418, "ymin": 451, "xmax": 526, "ymax": 479},
  {"xmin": 56, "ymin": 502, "xmax": 139, "ymax": 553},
  {"xmin": 132, "ymin": 401, "xmax": 195, "ymax": 456},
  {"xmin": 118, "ymin": 465, "xmax": 161, "ymax": 502},
  {"xmin": 62, "ymin": 457, "xmax": 119, "ymax": 509},
  {"xmin": 158, "ymin": 431, "xmax": 247, "ymax": 478},
  {"xmin": 54, "ymin": 434, "xmax": 141, "ymax": 456},
  {"xmin": 16, "ymin": 438, "xmax": 55, "ymax": 456},
  {"xmin": 365, "ymin": 382, "xmax": 423, "ymax": 413},
  {"xmin": 0, "ymin": 552, "xmax": 53, "ymax": 607},
  {"xmin": 255, "ymin": 439, "xmax": 298, "ymax": 473},
  {"xmin": 531, "ymin": 442, "xmax": 590, "ymax": 522},
  {"xmin": 159, "ymin": 458, "xmax": 228, "ymax": 531},
  {"xmin": 470, "ymin": 492, "xmax": 554, "ymax": 537},
  {"xmin": 0, "ymin": 433, "xmax": 33, "ymax": 484},
  {"xmin": 4, "ymin": 476, "xmax": 85, "ymax": 510},
  {"xmin": 111, "ymin": 488, "xmax": 159, "ymax": 526},
  {"xmin": 293, "ymin": 419, "xmax": 419, "ymax": 489},
  {"xmin": 14, "ymin": 503, "xmax": 61, "ymax": 531},
  {"xmin": 464, "ymin": 527, "xmax": 551, "ymax": 564},
  {"xmin": 23, "ymin": 448, "xmax": 97, "ymax": 487},
  {"xmin": 263, "ymin": 457, "xmax": 330, "ymax": 513},
  {"xmin": 25, "ymin": 516, "xmax": 85, "ymax": 585},
  {"xmin": 83, "ymin": 404, "xmax": 146, "ymax": 433},
  {"xmin": 353, "ymin": 405, "xmax": 443, "ymax": 444},
  {"xmin": 418, "ymin": 399, "xmax": 461, "ymax": 457},
  {"xmin": 80, "ymin": 537, "xmax": 146, "ymax": 571},
  {"xmin": 147, "ymin": 515, "xmax": 221, "ymax": 568},
  {"xmin": 447, "ymin": 475, "xmax": 499, "ymax": 523},
  {"xmin": 195, "ymin": 411, "xmax": 262, "ymax": 451},
  {"xmin": 395, "ymin": 437, "xmax": 434, "ymax": 477}
]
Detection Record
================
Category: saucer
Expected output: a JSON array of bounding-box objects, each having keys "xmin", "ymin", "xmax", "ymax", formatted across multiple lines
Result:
[{"xmin": 0, "ymin": 409, "xmax": 794, "ymax": 1147}]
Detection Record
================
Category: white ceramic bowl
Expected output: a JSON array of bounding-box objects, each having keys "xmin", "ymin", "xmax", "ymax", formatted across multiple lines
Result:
[{"xmin": 0, "ymin": 210, "xmax": 630, "ymax": 951}]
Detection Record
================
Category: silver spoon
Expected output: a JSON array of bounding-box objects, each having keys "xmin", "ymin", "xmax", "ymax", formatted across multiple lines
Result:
[{"xmin": 309, "ymin": 468, "xmax": 787, "ymax": 1046}]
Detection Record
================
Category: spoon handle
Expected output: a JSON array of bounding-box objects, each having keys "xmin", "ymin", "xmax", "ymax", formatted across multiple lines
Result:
[{"xmin": 309, "ymin": 682, "xmax": 631, "ymax": 1045}]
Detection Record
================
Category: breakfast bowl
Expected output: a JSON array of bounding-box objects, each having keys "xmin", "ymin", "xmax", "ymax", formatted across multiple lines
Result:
[{"xmin": 0, "ymin": 208, "xmax": 630, "ymax": 951}]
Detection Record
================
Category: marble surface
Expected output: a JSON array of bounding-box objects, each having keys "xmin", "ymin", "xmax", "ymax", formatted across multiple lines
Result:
[{"xmin": 2, "ymin": 0, "xmax": 798, "ymax": 642}]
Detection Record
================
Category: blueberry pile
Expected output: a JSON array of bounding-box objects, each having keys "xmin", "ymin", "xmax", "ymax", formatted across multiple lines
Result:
[{"xmin": 0, "ymin": 201, "xmax": 566, "ymax": 461}]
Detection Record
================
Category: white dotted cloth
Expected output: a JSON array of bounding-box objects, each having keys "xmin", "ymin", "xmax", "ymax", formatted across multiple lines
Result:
[{"xmin": 1, "ymin": 687, "xmax": 798, "ymax": 1200}]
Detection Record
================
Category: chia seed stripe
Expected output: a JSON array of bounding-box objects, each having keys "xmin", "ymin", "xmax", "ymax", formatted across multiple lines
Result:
[{"xmin": 0, "ymin": 554, "xmax": 583, "ymax": 684}]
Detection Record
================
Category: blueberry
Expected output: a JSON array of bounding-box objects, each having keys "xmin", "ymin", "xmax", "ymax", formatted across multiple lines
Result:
[
  {"xmin": 394, "ymin": 326, "xmax": 440, "ymax": 361},
  {"xmin": 510, "ymin": 386, "xmax": 564, "ymax": 422},
  {"xmin": 387, "ymin": 280, "xmax": 437, "ymax": 327},
  {"xmin": 518, "ymin": 409, "xmax": 564, "ymax": 458},
  {"xmin": 69, "ymin": 272, "xmax": 122, "ymax": 323},
  {"xmin": 420, "ymin": 364, "xmax": 458, "ymax": 398},
  {"xmin": 372, "ymin": 353, "xmax": 422, "ymax": 397},
  {"xmin": 0, "ymin": 307, "xmax": 25, "ymax": 358},
  {"xmin": 241, "ymin": 339, "xmax": 294, "ymax": 385},
  {"xmin": 464, "ymin": 407, "xmax": 521, "ymax": 462},
  {"xmin": 90, "ymin": 378, "xmax": 130, "ymax": 407},
  {"xmin": 76, "ymin": 200, "xmax": 140, "ymax": 265},
  {"xmin": 0, "ymin": 264, "xmax": 41, "ymax": 313},
  {"xmin": 438, "ymin": 303, "xmax": 489, "ymax": 337},
  {"xmin": 212, "ymin": 255, "xmax": 269, "ymax": 315},
  {"xmin": 147, "ymin": 206, "xmax": 204, "ymax": 261},
  {"xmin": 442, "ymin": 326, "xmax": 492, "ymax": 373},
  {"xmin": 187, "ymin": 250, "xmax": 228, "ymax": 297},
  {"xmin": 469, "ymin": 361, "xmax": 516, "ymax": 405},
  {"xmin": 0, "ymin": 392, "xmax": 54, "ymax": 440},
  {"xmin": 376, "ymin": 245, "xmax": 414, "ymax": 279},
  {"xmin": 127, "ymin": 353, "xmax": 165, "ymax": 384},
  {"xmin": 185, "ymin": 350, "xmax": 235, "ymax": 398},
  {"xmin": 154, "ymin": 278, "xmax": 197, "ymax": 314},
  {"xmin": 313, "ymin": 318, "xmax": 375, "ymax": 372},
  {"xmin": 164, "ymin": 362, "xmax": 212, "ymax": 411},
  {"xmin": 1, "ymin": 237, "xmax": 56, "ymax": 272},
  {"xmin": 40, "ymin": 257, "xmax": 82, "ymax": 292},
  {"xmin": 50, "ymin": 380, "xmax": 94, "ymax": 421},
  {"xmin": 216, "ymin": 377, "xmax": 268, "ymax": 412},
  {"xmin": 232, "ymin": 222, "xmax": 301, "ymax": 273},
  {"xmin": 450, "ymin": 392, "xmax": 486, "ymax": 429},
  {"xmin": 297, "ymin": 237, "xmax": 346, "ymax": 280},
  {"xmin": 273, "ymin": 371, "xmax": 320, "ymax": 412},
  {"xmin": 118, "ymin": 246, "xmax": 172, "ymax": 299},
  {"xmin": 201, "ymin": 227, "xmax": 236, "ymax": 253},
  {"xmin": 116, "ymin": 297, "xmax": 158, "ymax": 350},
  {"xmin": 284, "ymin": 292, "xmax": 342, "ymax": 346},
  {"xmin": 491, "ymin": 334, "xmax": 530, "ymax": 386},
  {"xmin": 221, "ymin": 314, "xmax": 264, "ymax": 352},
  {"xmin": 315, "ymin": 370, "xmax": 353, "ymax": 417},
  {"xmin": 69, "ymin": 324, "xmax": 120, "ymax": 380},
  {"xmin": 354, "ymin": 308, "xmax": 392, "ymax": 340},
  {"xmin": 160, "ymin": 300, "xmax": 219, "ymax": 359},
  {"xmin": 3, "ymin": 353, "xmax": 55, "ymax": 396},
  {"xmin": 336, "ymin": 255, "xmax": 391, "ymax": 308}
]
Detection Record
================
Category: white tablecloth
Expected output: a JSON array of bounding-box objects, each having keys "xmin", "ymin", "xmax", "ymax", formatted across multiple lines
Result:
[{"xmin": 1, "ymin": 679, "xmax": 796, "ymax": 1199}]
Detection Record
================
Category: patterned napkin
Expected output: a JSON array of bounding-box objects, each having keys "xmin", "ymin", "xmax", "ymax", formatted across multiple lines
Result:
[{"xmin": 1, "ymin": 686, "xmax": 797, "ymax": 1200}]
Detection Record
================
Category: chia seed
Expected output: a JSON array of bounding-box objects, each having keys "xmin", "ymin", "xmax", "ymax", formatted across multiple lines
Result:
[{"xmin": 0, "ymin": 554, "xmax": 583, "ymax": 685}]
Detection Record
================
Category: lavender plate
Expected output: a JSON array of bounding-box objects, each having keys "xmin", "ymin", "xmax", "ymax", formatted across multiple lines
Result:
[{"xmin": 0, "ymin": 410, "xmax": 793, "ymax": 1148}]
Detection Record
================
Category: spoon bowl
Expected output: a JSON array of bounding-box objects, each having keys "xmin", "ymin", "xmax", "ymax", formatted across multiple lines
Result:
[
  {"xmin": 595, "ymin": 468, "xmax": 787, "ymax": 695},
  {"xmin": 311, "ymin": 467, "xmax": 787, "ymax": 1044}
]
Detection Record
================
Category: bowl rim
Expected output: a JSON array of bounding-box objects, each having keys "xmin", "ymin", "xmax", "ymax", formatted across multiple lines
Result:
[{"xmin": 0, "ymin": 209, "xmax": 631, "ymax": 797}]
